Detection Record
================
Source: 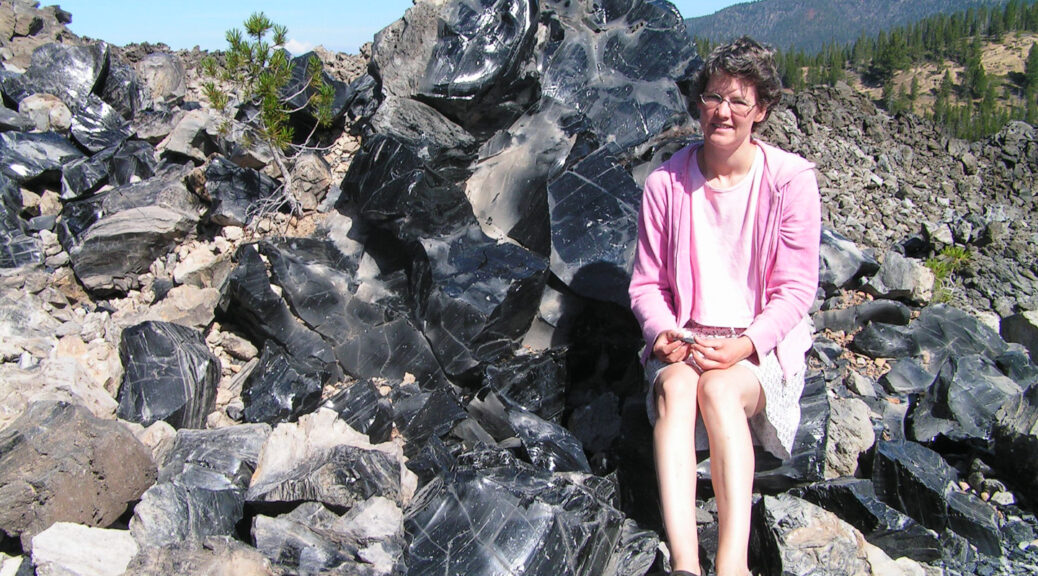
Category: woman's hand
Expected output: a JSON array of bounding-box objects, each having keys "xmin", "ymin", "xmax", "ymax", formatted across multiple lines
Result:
[
  {"xmin": 652, "ymin": 329, "xmax": 691, "ymax": 363},
  {"xmin": 689, "ymin": 335, "xmax": 755, "ymax": 371}
]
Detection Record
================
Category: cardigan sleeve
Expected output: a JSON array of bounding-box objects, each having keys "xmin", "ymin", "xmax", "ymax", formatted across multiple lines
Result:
[
  {"xmin": 742, "ymin": 167, "xmax": 821, "ymax": 357},
  {"xmin": 629, "ymin": 165, "xmax": 681, "ymax": 355}
]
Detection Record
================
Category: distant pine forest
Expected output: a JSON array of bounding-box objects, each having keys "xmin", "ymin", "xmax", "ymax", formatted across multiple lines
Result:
[{"xmin": 696, "ymin": 0, "xmax": 1038, "ymax": 140}]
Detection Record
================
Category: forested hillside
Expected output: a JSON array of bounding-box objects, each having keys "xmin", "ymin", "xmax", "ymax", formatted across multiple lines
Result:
[
  {"xmin": 686, "ymin": 0, "xmax": 1010, "ymax": 54},
  {"xmin": 696, "ymin": 0, "xmax": 1038, "ymax": 140}
]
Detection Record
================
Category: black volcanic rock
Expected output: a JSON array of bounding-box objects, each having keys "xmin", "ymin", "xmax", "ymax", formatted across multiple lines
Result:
[
  {"xmin": 945, "ymin": 490, "xmax": 1002, "ymax": 556},
  {"xmin": 750, "ymin": 373, "xmax": 829, "ymax": 491},
  {"xmin": 258, "ymin": 237, "xmax": 448, "ymax": 388},
  {"xmin": 793, "ymin": 477, "xmax": 942, "ymax": 562},
  {"xmin": 246, "ymin": 443, "xmax": 403, "ymax": 510},
  {"xmin": 100, "ymin": 53, "xmax": 146, "ymax": 120},
  {"xmin": 219, "ymin": 244, "xmax": 340, "ymax": 378},
  {"xmin": 910, "ymin": 354, "xmax": 1023, "ymax": 444},
  {"xmin": 0, "ymin": 130, "xmax": 85, "ymax": 184},
  {"xmin": 1, "ymin": 42, "xmax": 108, "ymax": 109},
  {"xmin": 547, "ymin": 144, "xmax": 640, "ymax": 307},
  {"xmin": 403, "ymin": 453, "xmax": 626, "ymax": 576},
  {"xmin": 413, "ymin": 224, "xmax": 548, "ymax": 378},
  {"xmin": 1, "ymin": 172, "xmax": 41, "ymax": 268},
  {"xmin": 482, "ymin": 349, "xmax": 568, "ymax": 423},
  {"xmin": 116, "ymin": 321, "xmax": 221, "ymax": 429},
  {"xmin": 57, "ymin": 165, "xmax": 201, "ymax": 294},
  {"xmin": 0, "ymin": 107, "xmax": 34, "ymax": 131},
  {"xmin": 204, "ymin": 155, "xmax": 280, "ymax": 227},
  {"xmin": 323, "ymin": 379, "xmax": 395, "ymax": 444},
  {"xmin": 60, "ymin": 139, "xmax": 158, "ymax": 200},
  {"xmin": 242, "ymin": 339, "xmax": 329, "ymax": 425},
  {"xmin": 416, "ymin": 0, "xmax": 538, "ymax": 134},
  {"xmin": 70, "ymin": 93, "xmax": 132, "ymax": 153},
  {"xmin": 283, "ymin": 51, "xmax": 352, "ymax": 129},
  {"xmin": 813, "ymin": 299, "xmax": 911, "ymax": 333},
  {"xmin": 338, "ymin": 134, "xmax": 478, "ymax": 240},
  {"xmin": 818, "ymin": 227, "xmax": 879, "ymax": 295},
  {"xmin": 131, "ymin": 424, "xmax": 270, "ymax": 547},
  {"xmin": 872, "ymin": 440, "xmax": 956, "ymax": 533},
  {"xmin": 468, "ymin": 390, "xmax": 591, "ymax": 473},
  {"xmin": 539, "ymin": 0, "xmax": 697, "ymax": 151},
  {"xmin": 993, "ymin": 383, "xmax": 1038, "ymax": 504},
  {"xmin": 392, "ymin": 385, "xmax": 468, "ymax": 450}
]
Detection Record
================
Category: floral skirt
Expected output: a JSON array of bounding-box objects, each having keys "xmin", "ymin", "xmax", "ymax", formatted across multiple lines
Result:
[{"xmin": 643, "ymin": 324, "xmax": 805, "ymax": 459}]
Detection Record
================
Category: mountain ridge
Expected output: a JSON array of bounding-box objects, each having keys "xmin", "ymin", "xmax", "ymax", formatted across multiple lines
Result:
[{"xmin": 686, "ymin": 0, "xmax": 1016, "ymax": 53}]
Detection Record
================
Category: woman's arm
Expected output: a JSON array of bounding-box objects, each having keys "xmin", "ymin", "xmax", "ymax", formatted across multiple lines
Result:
[
  {"xmin": 742, "ymin": 168, "xmax": 821, "ymax": 357},
  {"xmin": 629, "ymin": 167, "xmax": 682, "ymax": 354}
]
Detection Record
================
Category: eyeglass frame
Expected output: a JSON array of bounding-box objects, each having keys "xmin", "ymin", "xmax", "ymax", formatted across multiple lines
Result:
[{"xmin": 698, "ymin": 92, "xmax": 758, "ymax": 116}]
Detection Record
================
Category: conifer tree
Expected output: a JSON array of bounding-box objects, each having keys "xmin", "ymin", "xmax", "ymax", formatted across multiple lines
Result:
[{"xmin": 200, "ymin": 12, "xmax": 334, "ymax": 219}]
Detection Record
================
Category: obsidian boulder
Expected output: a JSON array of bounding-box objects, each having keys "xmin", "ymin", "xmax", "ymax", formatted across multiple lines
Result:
[
  {"xmin": 204, "ymin": 155, "xmax": 280, "ymax": 227},
  {"xmin": 116, "ymin": 321, "xmax": 221, "ymax": 429}
]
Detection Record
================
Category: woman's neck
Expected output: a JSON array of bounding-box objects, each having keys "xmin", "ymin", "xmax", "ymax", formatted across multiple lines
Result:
[{"xmin": 698, "ymin": 139, "xmax": 758, "ymax": 188}]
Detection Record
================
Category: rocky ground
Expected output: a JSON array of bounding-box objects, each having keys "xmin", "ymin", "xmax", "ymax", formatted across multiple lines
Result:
[{"xmin": 1, "ymin": 0, "xmax": 1038, "ymax": 575}]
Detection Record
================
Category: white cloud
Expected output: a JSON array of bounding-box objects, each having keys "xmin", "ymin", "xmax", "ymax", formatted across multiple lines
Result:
[{"xmin": 284, "ymin": 38, "xmax": 315, "ymax": 55}]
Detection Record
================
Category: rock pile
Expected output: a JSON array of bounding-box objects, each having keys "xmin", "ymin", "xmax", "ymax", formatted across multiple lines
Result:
[{"xmin": 1, "ymin": 0, "xmax": 1037, "ymax": 575}]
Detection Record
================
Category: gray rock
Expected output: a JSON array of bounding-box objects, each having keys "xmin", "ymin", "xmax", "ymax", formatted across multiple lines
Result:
[
  {"xmin": 159, "ymin": 108, "xmax": 215, "ymax": 162},
  {"xmin": 792, "ymin": 478, "xmax": 942, "ymax": 563},
  {"xmin": 18, "ymin": 92, "xmax": 71, "ymax": 131},
  {"xmin": 1001, "ymin": 310, "xmax": 1038, "ymax": 364},
  {"xmin": 30, "ymin": 522, "xmax": 139, "ymax": 576},
  {"xmin": 825, "ymin": 396, "xmax": 875, "ymax": 478},
  {"xmin": 135, "ymin": 52, "xmax": 186, "ymax": 104},
  {"xmin": 753, "ymin": 494, "xmax": 873, "ymax": 576},
  {"xmin": 251, "ymin": 498, "xmax": 405, "ymax": 576},
  {"xmin": 862, "ymin": 250, "xmax": 934, "ymax": 305},
  {"xmin": 57, "ymin": 166, "xmax": 201, "ymax": 294},
  {"xmin": 288, "ymin": 151, "xmax": 331, "ymax": 212},
  {"xmin": 0, "ymin": 401, "xmax": 156, "ymax": 550},
  {"xmin": 247, "ymin": 409, "xmax": 415, "ymax": 509},
  {"xmin": 124, "ymin": 536, "xmax": 278, "ymax": 576}
]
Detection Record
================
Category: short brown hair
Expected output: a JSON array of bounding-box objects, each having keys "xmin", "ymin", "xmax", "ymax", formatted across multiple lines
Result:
[{"xmin": 690, "ymin": 36, "xmax": 782, "ymax": 128}]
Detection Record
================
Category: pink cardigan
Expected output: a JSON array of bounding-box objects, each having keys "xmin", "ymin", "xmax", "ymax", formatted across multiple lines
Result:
[{"xmin": 628, "ymin": 140, "xmax": 821, "ymax": 378}]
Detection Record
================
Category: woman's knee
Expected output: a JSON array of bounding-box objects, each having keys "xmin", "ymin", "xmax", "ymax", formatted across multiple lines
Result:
[
  {"xmin": 697, "ymin": 371, "xmax": 743, "ymax": 411},
  {"xmin": 697, "ymin": 369, "xmax": 762, "ymax": 417},
  {"xmin": 655, "ymin": 365, "xmax": 698, "ymax": 411}
]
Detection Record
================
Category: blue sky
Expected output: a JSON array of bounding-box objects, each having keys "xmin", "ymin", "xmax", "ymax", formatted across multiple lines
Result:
[{"xmin": 58, "ymin": 0, "xmax": 744, "ymax": 55}]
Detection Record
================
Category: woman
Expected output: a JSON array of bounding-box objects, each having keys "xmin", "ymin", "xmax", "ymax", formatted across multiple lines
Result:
[{"xmin": 628, "ymin": 37, "xmax": 820, "ymax": 576}]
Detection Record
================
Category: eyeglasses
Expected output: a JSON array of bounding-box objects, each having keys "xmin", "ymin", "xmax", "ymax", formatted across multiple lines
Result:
[{"xmin": 699, "ymin": 92, "xmax": 757, "ymax": 116}]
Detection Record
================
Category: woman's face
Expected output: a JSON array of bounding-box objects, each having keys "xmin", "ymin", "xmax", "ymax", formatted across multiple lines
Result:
[{"xmin": 697, "ymin": 72, "xmax": 768, "ymax": 152}]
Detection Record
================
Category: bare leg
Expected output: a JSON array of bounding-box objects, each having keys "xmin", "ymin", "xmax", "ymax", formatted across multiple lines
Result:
[
  {"xmin": 697, "ymin": 366, "xmax": 765, "ymax": 576},
  {"xmin": 653, "ymin": 362, "xmax": 702, "ymax": 574}
]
